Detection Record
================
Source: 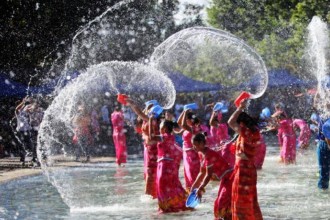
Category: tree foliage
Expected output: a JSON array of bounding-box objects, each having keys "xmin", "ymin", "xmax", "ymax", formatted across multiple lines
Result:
[{"xmin": 207, "ymin": 0, "xmax": 330, "ymax": 76}]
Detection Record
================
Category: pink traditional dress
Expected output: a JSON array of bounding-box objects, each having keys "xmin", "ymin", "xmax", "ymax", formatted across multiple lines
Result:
[
  {"xmin": 217, "ymin": 113, "xmax": 230, "ymax": 143},
  {"xmin": 182, "ymin": 126, "xmax": 201, "ymax": 191},
  {"xmin": 111, "ymin": 110, "xmax": 127, "ymax": 165},
  {"xmin": 210, "ymin": 123, "xmax": 230, "ymax": 148},
  {"xmin": 293, "ymin": 119, "xmax": 311, "ymax": 149},
  {"xmin": 156, "ymin": 133, "xmax": 188, "ymax": 213},
  {"xmin": 218, "ymin": 123, "xmax": 230, "ymax": 143},
  {"xmin": 278, "ymin": 118, "xmax": 296, "ymax": 164},
  {"xmin": 141, "ymin": 120, "xmax": 159, "ymax": 198},
  {"xmin": 200, "ymin": 147, "xmax": 233, "ymax": 219},
  {"xmin": 210, "ymin": 126, "xmax": 220, "ymax": 149},
  {"xmin": 201, "ymin": 124, "xmax": 215, "ymax": 148}
]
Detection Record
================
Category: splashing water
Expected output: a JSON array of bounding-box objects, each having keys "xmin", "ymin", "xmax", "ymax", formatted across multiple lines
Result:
[
  {"xmin": 150, "ymin": 27, "xmax": 268, "ymax": 99},
  {"xmin": 37, "ymin": 61, "xmax": 175, "ymax": 208},
  {"xmin": 47, "ymin": 0, "xmax": 158, "ymax": 95},
  {"xmin": 306, "ymin": 16, "xmax": 330, "ymax": 118}
]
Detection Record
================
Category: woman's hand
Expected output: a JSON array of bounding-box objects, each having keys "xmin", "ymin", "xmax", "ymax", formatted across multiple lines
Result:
[
  {"xmin": 239, "ymin": 98, "xmax": 248, "ymax": 109},
  {"xmin": 125, "ymin": 97, "xmax": 133, "ymax": 106},
  {"xmin": 196, "ymin": 187, "xmax": 205, "ymax": 200}
]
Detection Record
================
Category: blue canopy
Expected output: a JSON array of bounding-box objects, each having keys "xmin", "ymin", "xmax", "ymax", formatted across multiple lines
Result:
[
  {"xmin": 166, "ymin": 72, "xmax": 222, "ymax": 93},
  {"xmin": 0, "ymin": 74, "xmax": 40, "ymax": 98},
  {"xmin": 268, "ymin": 69, "xmax": 315, "ymax": 87},
  {"xmin": 238, "ymin": 69, "xmax": 316, "ymax": 89}
]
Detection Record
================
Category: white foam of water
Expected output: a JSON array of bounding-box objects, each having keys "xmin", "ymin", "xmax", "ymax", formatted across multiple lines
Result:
[
  {"xmin": 150, "ymin": 26, "xmax": 268, "ymax": 99},
  {"xmin": 139, "ymin": 195, "xmax": 156, "ymax": 203},
  {"xmin": 37, "ymin": 61, "xmax": 175, "ymax": 208},
  {"xmin": 70, "ymin": 204, "xmax": 140, "ymax": 213}
]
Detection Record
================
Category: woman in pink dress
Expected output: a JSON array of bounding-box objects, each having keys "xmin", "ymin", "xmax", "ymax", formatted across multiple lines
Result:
[
  {"xmin": 210, "ymin": 111, "xmax": 230, "ymax": 149},
  {"xmin": 111, "ymin": 106, "xmax": 127, "ymax": 166},
  {"xmin": 126, "ymin": 98, "xmax": 159, "ymax": 198},
  {"xmin": 150, "ymin": 119, "xmax": 189, "ymax": 213},
  {"xmin": 191, "ymin": 133, "xmax": 233, "ymax": 220},
  {"xmin": 272, "ymin": 111, "xmax": 296, "ymax": 164},
  {"xmin": 293, "ymin": 118, "xmax": 311, "ymax": 149},
  {"xmin": 178, "ymin": 110, "xmax": 201, "ymax": 192}
]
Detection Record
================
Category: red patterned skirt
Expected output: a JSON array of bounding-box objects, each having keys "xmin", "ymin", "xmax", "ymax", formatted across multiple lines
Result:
[{"xmin": 232, "ymin": 159, "xmax": 263, "ymax": 220}]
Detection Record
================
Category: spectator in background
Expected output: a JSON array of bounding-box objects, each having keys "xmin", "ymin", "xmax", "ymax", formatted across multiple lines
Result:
[
  {"xmin": 91, "ymin": 106, "xmax": 101, "ymax": 143},
  {"xmin": 72, "ymin": 104, "xmax": 93, "ymax": 162},
  {"xmin": 26, "ymin": 100, "xmax": 44, "ymax": 165},
  {"xmin": 100, "ymin": 103, "xmax": 111, "ymax": 145},
  {"xmin": 15, "ymin": 97, "xmax": 33, "ymax": 166}
]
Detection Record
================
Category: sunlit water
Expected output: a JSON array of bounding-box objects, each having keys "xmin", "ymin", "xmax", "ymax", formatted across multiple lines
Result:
[
  {"xmin": 150, "ymin": 27, "xmax": 268, "ymax": 99},
  {"xmin": 306, "ymin": 16, "xmax": 330, "ymax": 118},
  {"xmin": 1, "ymin": 136, "xmax": 329, "ymax": 220}
]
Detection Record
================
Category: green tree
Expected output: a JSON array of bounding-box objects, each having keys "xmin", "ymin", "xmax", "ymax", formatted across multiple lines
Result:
[{"xmin": 207, "ymin": 0, "xmax": 330, "ymax": 75}]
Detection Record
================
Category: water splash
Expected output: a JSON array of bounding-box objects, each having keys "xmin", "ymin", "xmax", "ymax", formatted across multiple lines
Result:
[
  {"xmin": 306, "ymin": 16, "xmax": 330, "ymax": 118},
  {"xmin": 37, "ymin": 61, "xmax": 175, "ymax": 207},
  {"xmin": 49, "ymin": 0, "xmax": 144, "ymax": 94},
  {"xmin": 150, "ymin": 26, "xmax": 268, "ymax": 99}
]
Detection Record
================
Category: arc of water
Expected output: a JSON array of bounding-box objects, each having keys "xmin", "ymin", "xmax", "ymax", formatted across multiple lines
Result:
[
  {"xmin": 55, "ymin": 0, "xmax": 136, "ymax": 93},
  {"xmin": 151, "ymin": 26, "xmax": 268, "ymax": 99}
]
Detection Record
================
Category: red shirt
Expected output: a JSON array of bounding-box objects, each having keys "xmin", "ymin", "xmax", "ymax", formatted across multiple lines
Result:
[{"xmin": 200, "ymin": 148, "xmax": 231, "ymax": 180}]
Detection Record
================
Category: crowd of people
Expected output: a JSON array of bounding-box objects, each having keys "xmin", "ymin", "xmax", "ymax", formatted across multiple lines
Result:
[
  {"xmin": 115, "ymin": 93, "xmax": 320, "ymax": 219},
  {"xmin": 2, "ymin": 89, "xmax": 327, "ymax": 219}
]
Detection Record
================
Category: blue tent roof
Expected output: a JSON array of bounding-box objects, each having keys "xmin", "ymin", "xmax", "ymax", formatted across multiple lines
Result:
[
  {"xmin": 166, "ymin": 72, "xmax": 222, "ymax": 93},
  {"xmin": 0, "ymin": 74, "xmax": 39, "ymax": 98},
  {"xmin": 268, "ymin": 69, "xmax": 315, "ymax": 87},
  {"xmin": 239, "ymin": 69, "xmax": 316, "ymax": 89},
  {"xmin": 1, "ymin": 69, "xmax": 315, "ymax": 98}
]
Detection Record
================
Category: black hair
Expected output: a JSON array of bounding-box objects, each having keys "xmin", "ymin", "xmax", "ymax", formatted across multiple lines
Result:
[
  {"xmin": 162, "ymin": 120, "xmax": 174, "ymax": 133},
  {"xmin": 192, "ymin": 133, "xmax": 206, "ymax": 144},
  {"xmin": 186, "ymin": 112, "xmax": 200, "ymax": 125},
  {"xmin": 237, "ymin": 112, "xmax": 259, "ymax": 132},
  {"xmin": 186, "ymin": 111, "xmax": 195, "ymax": 120}
]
